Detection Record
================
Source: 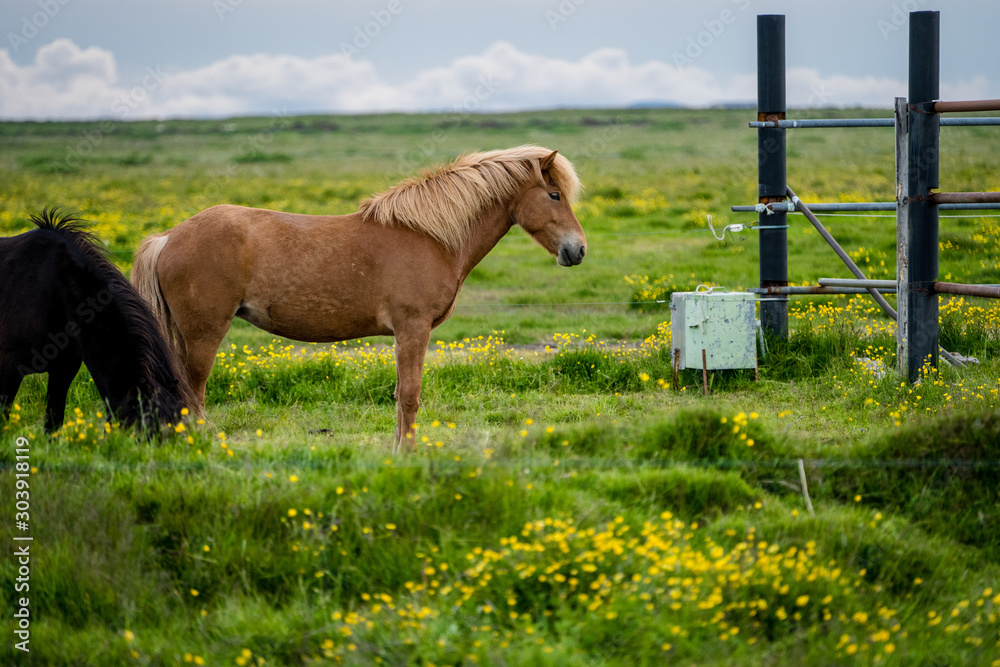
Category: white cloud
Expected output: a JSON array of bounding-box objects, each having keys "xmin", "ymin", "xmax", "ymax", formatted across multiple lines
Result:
[
  {"xmin": 153, "ymin": 53, "xmax": 394, "ymax": 118},
  {"xmin": 0, "ymin": 39, "xmax": 992, "ymax": 120},
  {"xmin": 784, "ymin": 68, "xmax": 905, "ymax": 108},
  {"xmin": 404, "ymin": 42, "xmax": 730, "ymax": 111},
  {"xmin": 0, "ymin": 39, "xmax": 124, "ymax": 118}
]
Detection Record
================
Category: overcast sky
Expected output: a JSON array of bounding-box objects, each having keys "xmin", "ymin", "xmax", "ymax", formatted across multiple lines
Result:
[{"xmin": 1, "ymin": 0, "xmax": 997, "ymax": 120}]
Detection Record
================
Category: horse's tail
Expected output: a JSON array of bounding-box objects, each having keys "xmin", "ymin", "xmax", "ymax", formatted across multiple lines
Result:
[{"xmin": 132, "ymin": 234, "xmax": 180, "ymax": 350}]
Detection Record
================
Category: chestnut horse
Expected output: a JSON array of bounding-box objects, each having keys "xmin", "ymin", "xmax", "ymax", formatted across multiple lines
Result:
[{"xmin": 132, "ymin": 146, "xmax": 586, "ymax": 450}]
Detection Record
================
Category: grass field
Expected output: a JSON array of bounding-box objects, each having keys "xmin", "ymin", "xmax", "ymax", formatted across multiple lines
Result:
[{"xmin": 2, "ymin": 108, "xmax": 1000, "ymax": 665}]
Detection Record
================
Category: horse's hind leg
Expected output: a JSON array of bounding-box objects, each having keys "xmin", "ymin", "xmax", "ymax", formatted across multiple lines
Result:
[
  {"xmin": 158, "ymin": 265, "xmax": 239, "ymax": 411},
  {"xmin": 182, "ymin": 334, "xmax": 229, "ymax": 409},
  {"xmin": 167, "ymin": 307, "xmax": 233, "ymax": 409},
  {"xmin": 44, "ymin": 356, "xmax": 81, "ymax": 432},
  {"xmin": 0, "ymin": 362, "xmax": 24, "ymax": 423}
]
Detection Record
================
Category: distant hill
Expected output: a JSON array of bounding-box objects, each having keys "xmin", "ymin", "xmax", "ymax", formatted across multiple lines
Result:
[
  {"xmin": 628, "ymin": 100, "xmax": 756, "ymax": 110},
  {"xmin": 627, "ymin": 100, "xmax": 684, "ymax": 109}
]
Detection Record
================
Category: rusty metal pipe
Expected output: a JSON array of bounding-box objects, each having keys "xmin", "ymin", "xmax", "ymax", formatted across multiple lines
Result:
[
  {"xmin": 933, "ymin": 99, "xmax": 1000, "ymax": 113},
  {"xmin": 930, "ymin": 191, "xmax": 1000, "ymax": 204},
  {"xmin": 933, "ymin": 282, "xmax": 1000, "ymax": 299},
  {"xmin": 750, "ymin": 286, "xmax": 897, "ymax": 295},
  {"xmin": 818, "ymin": 278, "xmax": 897, "ymax": 289},
  {"xmin": 731, "ymin": 201, "xmax": 1000, "ymax": 213},
  {"xmin": 750, "ymin": 117, "xmax": 1000, "ymax": 128}
]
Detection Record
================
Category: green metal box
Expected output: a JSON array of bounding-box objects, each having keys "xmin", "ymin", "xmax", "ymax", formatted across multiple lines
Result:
[{"xmin": 670, "ymin": 288, "xmax": 757, "ymax": 370}]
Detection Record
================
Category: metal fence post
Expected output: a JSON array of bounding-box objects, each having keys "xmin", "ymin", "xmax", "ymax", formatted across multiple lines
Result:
[
  {"xmin": 895, "ymin": 96, "xmax": 909, "ymax": 376},
  {"xmin": 907, "ymin": 11, "xmax": 940, "ymax": 382},
  {"xmin": 757, "ymin": 14, "xmax": 788, "ymax": 339}
]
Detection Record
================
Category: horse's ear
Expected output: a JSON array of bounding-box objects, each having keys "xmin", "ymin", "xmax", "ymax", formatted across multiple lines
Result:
[
  {"xmin": 540, "ymin": 150, "xmax": 558, "ymax": 172},
  {"xmin": 536, "ymin": 150, "xmax": 558, "ymax": 186}
]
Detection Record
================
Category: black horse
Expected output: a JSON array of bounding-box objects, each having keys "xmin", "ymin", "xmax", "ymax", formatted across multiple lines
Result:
[{"xmin": 0, "ymin": 209, "xmax": 196, "ymax": 431}]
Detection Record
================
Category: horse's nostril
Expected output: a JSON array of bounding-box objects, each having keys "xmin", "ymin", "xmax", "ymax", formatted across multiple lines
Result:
[{"xmin": 579, "ymin": 245, "xmax": 586, "ymax": 258}]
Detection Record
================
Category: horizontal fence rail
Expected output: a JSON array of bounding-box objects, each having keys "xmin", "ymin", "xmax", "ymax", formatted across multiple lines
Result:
[
  {"xmin": 818, "ymin": 278, "xmax": 896, "ymax": 289},
  {"xmin": 749, "ymin": 286, "xmax": 897, "ymax": 295},
  {"xmin": 934, "ymin": 99, "xmax": 1000, "ymax": 112},
  {"xmin": 749, "ymin": 280, "xmax": 1000, "ymax": 298},
  {"xmin": 932, "ymin": 282, "xmax": 1000, "ymax": 299},
  {"xmin": 750, "ymin": 117, "xmax": 1000, "ymax": 128},
  {"xmin": 732, "ymin": 201, "xmax": 1000, "ymax": 213},
  {"xmin": 931, "ymin": 191, "xmax": 1000, "ymax": 204}
]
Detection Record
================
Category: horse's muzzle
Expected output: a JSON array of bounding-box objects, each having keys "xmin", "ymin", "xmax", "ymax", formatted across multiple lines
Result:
[{"xmin": 557, "ymin": 242, "xmax": 586, "ymax": 267}]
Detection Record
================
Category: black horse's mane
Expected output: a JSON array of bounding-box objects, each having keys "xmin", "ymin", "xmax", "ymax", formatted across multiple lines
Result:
[
  {"xmin": 28, "ymin": 208, "xmax": 196, "ymax": 425},
  {"xmin": 30, "ymin": 207, "xmax": 127, "ymax": 298},
  {"xmin": 29, "ymin": 207, "xmax": 92, "ymax": 236}
]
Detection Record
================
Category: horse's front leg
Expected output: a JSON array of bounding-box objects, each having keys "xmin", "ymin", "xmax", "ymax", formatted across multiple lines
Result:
[
  {"xmin": 392, "ymin": 325, "xmax": 432, "ymax": 454},
  {"xmin": 0, "ymin": 360, "xmax": 25, "ymax": 423},
  {"xmin": 44, "ymin": 356, "xmax": 81, "ymax": 433}
]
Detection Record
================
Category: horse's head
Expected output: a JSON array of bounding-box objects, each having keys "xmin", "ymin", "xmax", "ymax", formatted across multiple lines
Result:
[{"xmin": 513, "ymin": 150, "xmax": 587, "ymax": 267}]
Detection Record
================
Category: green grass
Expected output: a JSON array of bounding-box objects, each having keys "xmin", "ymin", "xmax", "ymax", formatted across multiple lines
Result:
[
  {"xmin": 3, "ymin": 108, "xmax": 1000, "ymax": 664},
  {"xmin": 4, "ymin": 402, "xmax": 1000, "ymax": 664}
]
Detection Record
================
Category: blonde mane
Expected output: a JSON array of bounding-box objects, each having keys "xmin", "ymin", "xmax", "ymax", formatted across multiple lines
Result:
[{"xmin": 359, "ymin": 145, "xmax": 581, "ymax": 251}]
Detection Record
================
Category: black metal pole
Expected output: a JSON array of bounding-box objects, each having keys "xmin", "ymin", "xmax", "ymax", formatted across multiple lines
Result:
[
  {"xmin": 907, "ymin": 11, "xmax": 940, "ymax": 382},
  {"xmin": 757, "ymin": 14, "xmax": 788, "ymax": 339}
]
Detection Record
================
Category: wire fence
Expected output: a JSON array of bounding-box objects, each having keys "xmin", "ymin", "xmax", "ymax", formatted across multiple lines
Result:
[
  {"xmin": 50, "ymin": 206, "xmax": 1000, "ymax": 260},
  {"xmin": 4, "ymin": 456, "xmax": 999, "ymax": 473},
  {"xmin": 456, "ymin": 300, "xmax": 663, "ymax": 308}
]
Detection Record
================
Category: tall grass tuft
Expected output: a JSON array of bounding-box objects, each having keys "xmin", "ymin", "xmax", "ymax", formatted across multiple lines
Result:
[{"xmin": 820, "ymin": 408, "xmax": 1000, "ymax": 561}]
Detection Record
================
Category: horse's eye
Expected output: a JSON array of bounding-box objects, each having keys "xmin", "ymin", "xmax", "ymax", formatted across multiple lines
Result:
[{"xmin": 549, "ymin": 192, "xmax": 561, "ymax": 201}]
